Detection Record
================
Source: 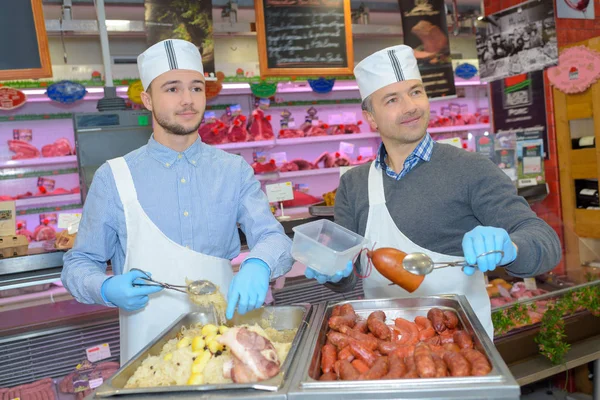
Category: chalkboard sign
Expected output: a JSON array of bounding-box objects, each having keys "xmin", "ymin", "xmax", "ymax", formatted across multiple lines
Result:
[
  {"xmin": 255, "ymin": 0, "xmax": 354, "ymax": 77},
  {"xmin": 0, "ymin": 0, "xmax": 52, "ymax": 80}
]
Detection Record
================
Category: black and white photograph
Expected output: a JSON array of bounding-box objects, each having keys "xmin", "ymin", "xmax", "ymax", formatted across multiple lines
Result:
[{"xmin": 476, "ymin": 0, "xmax": 558, "ymax": 82}]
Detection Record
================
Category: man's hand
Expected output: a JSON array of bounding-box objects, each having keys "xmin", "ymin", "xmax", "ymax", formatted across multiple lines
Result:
[
  {"xmin": 101, "ymin": 270, "xmax": 163, "ymax": 311},
  {"xmin": 305, "ymin": 261, "xmax": 353, "ymax": 284},
  {"xmin": 226, "ymin": 259, "xmax": 270, "ymax": 320},
  {"xmin": 462, "ymin": 226, "xmax": 518, "ymax": 276}
]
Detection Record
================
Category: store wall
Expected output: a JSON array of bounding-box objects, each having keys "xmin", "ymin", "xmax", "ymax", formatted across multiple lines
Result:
[{"xmin": 483, "ymin": 0, "xmax": 600, "ymax": 274}]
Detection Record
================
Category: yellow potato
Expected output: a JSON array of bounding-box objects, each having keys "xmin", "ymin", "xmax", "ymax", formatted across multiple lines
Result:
[
  {"xmin": 176, "ymin": 337, "xmax": 191, "ymax": 349},
  {"xmin": 201, "ymin": 324, "xmax": 218, "ymax": 337},
  {"xmin": 187, "ymin": 373, "xmax": 204, "ymax": 385},
  {"xmin": 218, "ymin": 325, "xmax": 229, "ymax": 334},
  {"xmin": 163, "ymin": 353, "xmax": 173, "ymax": 362},
  {"xmin": 192, "ymin": 350, "xmax": 212, "ymax": 373},
  {"xmin": 207, "ymin": 337, "xmax": 224, "ymax": 354},
  {"xmin": 191, "ymin": 336, "xmax": 206, "ymax": 352},
  {"xmin": 204, "ymin": 333, "xmax": 217, "ymax": 344}
]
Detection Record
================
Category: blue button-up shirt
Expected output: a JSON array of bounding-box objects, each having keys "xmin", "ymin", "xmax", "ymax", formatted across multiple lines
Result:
[
  {"xmin": 62, "ymin": 135, "xmax": 293, "ymax": 306},
  {"xmin": 374, "ymin": 133, "xmax": 434, "ymax": 179}
]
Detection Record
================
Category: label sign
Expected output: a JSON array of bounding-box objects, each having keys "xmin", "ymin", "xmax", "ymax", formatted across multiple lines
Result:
[
  {"xmin": 58, "ymin": 213, "xmax": 82, "ymax": 233},
  {"xmin": 523, "ymin": 278, "xmax": 537, "ymax": 291},
  {"xmin": 339, "ymin": 141, "xmax": 355, "ymax": 156},
  {"xmin": 266, "ymin": 182, "xmax": 294, "ymax": 203},
  {"xmin": 359, "ymin": 147, "xmax": 374, "ymax": 158},
  {"xmin": 269, "ymin": 151, "xmax": 288, "ymax": 164},
  {"xmin": 86, "ymin": 343, "xmax": 112, "ymax": 363}
]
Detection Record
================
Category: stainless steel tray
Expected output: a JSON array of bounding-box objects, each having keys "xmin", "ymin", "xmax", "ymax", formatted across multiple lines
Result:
[
  {"xmin": 308, "ymin": 202, "xmax": 334, "ymax": 217},
  {"xmin": 287, "ymin": 296, "xmax": 520, "ymax": 400},
  {"xmin": 95, "ymin": 304, "xmax": 312, "ymax": 398}
]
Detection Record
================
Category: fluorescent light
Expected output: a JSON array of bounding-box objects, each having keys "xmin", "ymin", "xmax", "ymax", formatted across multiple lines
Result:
[
  {"xmin": 222, "ymin": 83, "xmax": 250, "ymax": 90},
  {"xmin": 468, "ymin": 133, "xmax": 473, "ymax": 140}
]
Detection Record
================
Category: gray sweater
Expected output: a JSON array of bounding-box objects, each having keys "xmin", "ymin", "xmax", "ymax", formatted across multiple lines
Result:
[{"xmin": 327, "ymin": 143, "xmax": 562, "ymax": 293}]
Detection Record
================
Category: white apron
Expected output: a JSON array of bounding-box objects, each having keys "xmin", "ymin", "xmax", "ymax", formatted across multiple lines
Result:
[
  {"xmin": 362, "ymin": 162, "xmax": 494, "ymax": 339},
  {"xmin": 108, "ymin": 157, "xmax": 233, "ymax": 365}
]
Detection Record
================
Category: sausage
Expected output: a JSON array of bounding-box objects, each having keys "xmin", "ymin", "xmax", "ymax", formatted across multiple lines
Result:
[
  {"xmin": 378, "ymin": 340, "xmax": 400, "ymax": 355},
  {"xmin": 340, "ymin": 303, "xmax": 357, "ymax": 316},
  {"xmin": 367, "ymin": 311, "xmax": 391, "ymax": 340},
  {"xmin": 439, "ymin": 329, "xmax": 456, "ymax": 344},
  {"xmin": 339, "ymin": 360, "xmax": 361, "ymax": 380},
  {"xmin": 443, "ymin": 310, "xmax": 459, "ymax": 329},
  {"xmin": 443, "ymin": 351, "xmax": 471, "ymax": 377},
  {"xmin": 359, "ymin": 356, "xmax": 389, "ymax": 380},
  {"xmin": 414, "ymin": 316, "xmax": 436, "ymax": 341},
  {"xmin": 329, "ymin": 314, "xmax": 356, "ymax": 331},
  {"xmin": 453, "ymin": 330, "xmax": 474, "ymax": 350},
  {"xmin": 338, "ymin": 345, "xmax": 354, "ymax": 362},
  {"xmin": 366, "ymin": 248, "xmax": 425, "ymax": 293},
  {"xmin": 333, "ymin": 360, "xmax": 342, "ymax": 378},
  {"xmin": 393, "ymin": 344, "xmax": 416, "ymax": 358},
  {"xmin": 393, "ymin": 318, "xmax": 420, "ymax": 346},
  {"xmin": 351, "ymin": 359, "xmax": 370, "ymax": 374},
  {"xmin": 432, "ymin": 353, "xmax": 449, "ymax": 377},
  {"xmin": 427, "ymin": 308, "xmax": 447, "ymax": 334},
  {"xmin": 443, "ymin": 343, "xmax": 461, "ymax": 353},
  {"xmin": 402, "ymin": 356, "xmax": 419, "ymax": 379},
  {"xmin": 354, "ymin": 318, "xmax": 369, "ymax": 334},
  {"xmin": 426, "ymin": 335, "xmax": 441, "ymax": 346},
  {"xmin": 349, "ymin": 340, "xmax": 378, "ymax": 367},
  {"xmin": 414, "ymin": 342, "xmax": 436, "ymax": 378},
  {"xmin": 461, "ymin": 348, "xmax": 492, "ymax": 376},
  {"xmin": 331, "ymin": 305, "xmax": 342, "ymax": 317},
  {"xmin": 382, "ymin": 352, "xmax": 407, "ymax": 379},
  {"xmin": 321, "ymin": 343, "xmax": 338, "ymax": 373},
  {"xmin": 327, "ymin": 331, "xmax": 352, "ymax": 349},
  {"xmin": 319, "ymin": 371, "xmax": 338, "ymax": 381},
  {"xmin": 338, "ymin": 325, "xmax": 379, "ymax": 351}
]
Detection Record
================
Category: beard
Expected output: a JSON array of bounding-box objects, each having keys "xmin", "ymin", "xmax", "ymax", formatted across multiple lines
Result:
[{"xmin": 154, "ymin": 110, "xmax": 203, "ymax": 136}]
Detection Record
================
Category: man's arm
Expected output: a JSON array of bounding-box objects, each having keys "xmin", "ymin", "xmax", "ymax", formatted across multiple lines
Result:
[
  {"xmin": 61, "ymin": 165, "xmax": 120, "ymax": 305},
  {"xmin": 237, "ymin": 159, "xmax": 293, "ymax": 279},
  {"xmin": 469, "ymin": 156, "xmax": 562, "ymax": 277},
  {"xmin": 324, "ymin": 172, "xmax": 360, "ymax": 293}
]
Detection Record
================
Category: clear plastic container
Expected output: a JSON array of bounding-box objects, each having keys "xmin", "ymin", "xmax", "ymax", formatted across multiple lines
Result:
[{"xmin": 291, "ymin": 219, "xmax": 366, "ymax": 276}]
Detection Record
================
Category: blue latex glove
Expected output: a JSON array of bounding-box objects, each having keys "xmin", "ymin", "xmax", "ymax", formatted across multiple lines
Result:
[
  {"xmin": 101, "ymin": 269, "xmax": 163, "ymax": 311},
  {"xmin": 461, "ymin": 226, "xmax": 518, "ymax": 276},
  {"xmin": 226, "ymin": 258, "xmax": 270, "ymax": 320},
  {"xmin": 305, "ymin": 261, "xmax": 353, "ymax": 284}
]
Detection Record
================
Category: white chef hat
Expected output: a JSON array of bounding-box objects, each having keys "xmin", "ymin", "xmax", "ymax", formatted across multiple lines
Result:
[
  {"xmin": 137, "ymin": 39, "xmax": 204, "ymax": 91},
  {"xmin": 354, "ymin": 45, "xmax": 422, "ymax": 101}
]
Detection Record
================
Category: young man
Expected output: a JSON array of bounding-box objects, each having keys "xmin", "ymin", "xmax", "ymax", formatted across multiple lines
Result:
[
  {"xmin": 62, "ymin": 39, "xmax": 293, "ymax": 364},
  {"xmin": 305, "ymin": 45, "xmax": 561, "ymax": 339}
]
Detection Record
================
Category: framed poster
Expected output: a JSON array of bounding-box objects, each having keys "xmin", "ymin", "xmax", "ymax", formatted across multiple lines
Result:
[
  {"xmin": 254, "ymin": 0, "xmax": 354, "ymax": 77},
  {"xmin": 476, "ymin": 0, "xmax": 558, "ymax": 82}
]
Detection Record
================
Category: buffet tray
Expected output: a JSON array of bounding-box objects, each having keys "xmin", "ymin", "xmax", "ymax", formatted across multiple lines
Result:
[
  {"xmin": 95, "ymin": 304, "xmax": 312, "ymax": 398},
  {"xmin": 308, "ymin": 202, "xmax": 334, "ymax": 217},
  {"xmin": 287, "ymin": 296, "xmax": 520, "ymax": 400}
]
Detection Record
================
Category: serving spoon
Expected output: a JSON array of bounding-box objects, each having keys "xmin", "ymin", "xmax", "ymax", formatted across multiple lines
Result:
[{"xmin": 402, "ymin": 250, "xmax": 504, "ymax": 276}]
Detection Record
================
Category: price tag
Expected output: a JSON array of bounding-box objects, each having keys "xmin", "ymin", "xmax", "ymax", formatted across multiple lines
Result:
[
  {"xmin": 436, "ymin": 137, "xmax": 462, "ymax": 148},
  {"xmin": 288, "ymin": 120, "xmax": 296, "ymax": 128},
  {"xmin": 311, "ymin": 120, "xmax": 320, "ymax": 126},
  {"xmin": 518, "ymin": 178, "xmax": 537, "ymax": 188},
  {"xmin": 266, "ymin": 182, "xmax": 294, "ymax": 203},
  {"xmin": 339, "ymin": 141, "xmax": 355, "ymax": 155},
  {"xmin": 359, "ymin": 147, "xmax": 374, "ymax": 158},
  {"xmin": 340, "ymin": 166, "xmax": 356, "ymax": 177},
  {"xmin": 86, "ymin": 343, "xmax": 111, "ymax": 363},
  {"xmin": 328, "ymin": 114, "xmax": 342, "ymax": 125},
  {"xmin": 269, "ymin": 151, "xmax": 288, "ymax": 164},
  {"xmin": 0, "ymin": 200, "xmax": 16, "ymax": 236},
  {"xmin": 89, "ymin": 378, "xmax": 104, "ymax": 389},
  {"xmin": 58, "ymin": 213, "xmax": 82, "ymax": 230},
  {"xmin": 523, "ymin": 278, "xmax": 537, "ymax": 291},
  {"xmin": 342, "ymin": 112, "xmax": 357, "ymax": 124}
]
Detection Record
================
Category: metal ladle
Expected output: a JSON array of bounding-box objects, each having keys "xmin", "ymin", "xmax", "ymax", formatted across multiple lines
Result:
[
  {"xmin": 131, "ymin": 268, "xmax": 217, "ymax": 295},
  {"xmin": 402, "ymin": 250, "xmax": 505, "ymax": 276}
]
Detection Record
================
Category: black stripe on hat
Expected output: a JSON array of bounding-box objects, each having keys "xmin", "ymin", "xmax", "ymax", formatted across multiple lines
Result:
[
  {"xmin": 164, "ymin": 40, "xmax": 178, "ymax": 70},
  {"xmin": 387, "ymin": 49, "xmax": 404, "ymax": 81}
]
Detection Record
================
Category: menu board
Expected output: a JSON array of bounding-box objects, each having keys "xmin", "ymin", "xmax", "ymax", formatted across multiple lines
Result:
[
  {"xmin": 255, "ymin": 0, "xmax": 354, "ymax": 77},
  {"xmin": 0, "ymin": 0, "xmax": 52, "ymax": 80}
]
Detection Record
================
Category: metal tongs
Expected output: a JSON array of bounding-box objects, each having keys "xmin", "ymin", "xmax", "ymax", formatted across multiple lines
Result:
[{"xmin": 131, "ymin": 268, "xmax": 216, "ymax": 295}]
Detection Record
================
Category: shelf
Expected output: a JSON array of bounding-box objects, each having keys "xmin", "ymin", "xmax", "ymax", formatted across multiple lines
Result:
[
  {"xmin": 428, "ymin": 123, "xmax": 490, "ymax": 134},
  {"xmin": 215, "ymin": 139, "xmax": 275, "ymax": 150},
  {"xmin": 15, "ymin": 193, "xmax": 81, "ymax": 210},
  {"xmin": 0, "ymin": 167, "xmax": 79, "ymax": 180},
  {"xmin": 276, "ymin": 132, "xmax": 379, "ymax": 146},
  {"xmin": 255, "ymin": 167, "xmax": 341, "ymax": 181},
  {"xmin": 16, "ymin": 203, "xmax": 82, "ymax": 216},
  {"xmin": 0, "ymin": 156, "xmax": 78, "ymax": 169},
  {"xmin": 0, "ymin": 113, "xmax": 73, "ymax": 122}
]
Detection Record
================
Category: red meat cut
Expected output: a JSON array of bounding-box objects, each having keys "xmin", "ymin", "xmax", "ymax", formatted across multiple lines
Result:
[
  {"xmin": 278, "ymin": 129, "xmax": 305, "ymax": 139},
  {"xmin": 248, "ymin": 109, "xmax": 275, "ymax": 141},
  {"xmin": 279, "ymin": 159, "xmax": 317, "ymax": 172},
  {"xmin": 33, "ymin": 224, "xmax": 56, "ymax": 241},
  {"xmin": 252, "ymin": 160, "xmax": 278, "ymax": 174},
  {"xmin": 199, "ymin": 120, "xmax": 228, "ymax": 145},
  {"xmin": 42, "ymin": 138, "xmax": 73, "ymax": 157},
  {"xmin": 227, "ymin": 115, "xmax": 248, "ymax": 143},
  {"xmin": 8, "ymin": 140, "xmax": 40, "ymax": 159}
]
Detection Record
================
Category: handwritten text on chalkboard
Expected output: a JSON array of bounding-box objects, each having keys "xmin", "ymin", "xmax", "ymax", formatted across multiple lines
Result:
[{"xmin": 264, "ymin": 0, "xmax": 347, "ymax": 68}]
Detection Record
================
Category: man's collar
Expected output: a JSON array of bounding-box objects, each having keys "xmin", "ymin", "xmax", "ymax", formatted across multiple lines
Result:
[{"xmin": 147, "ymin": 134, "xmax": 202, "ymax": 168}]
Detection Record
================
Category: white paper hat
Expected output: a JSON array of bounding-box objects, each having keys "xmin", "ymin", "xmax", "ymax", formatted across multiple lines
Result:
[
  {"xmin": 137, "ymin": 39, "xmax": 204, "ymax": 91},
  {"xmin": 354, "ymin": 45, "xmax": 422, "ymax": 101}
]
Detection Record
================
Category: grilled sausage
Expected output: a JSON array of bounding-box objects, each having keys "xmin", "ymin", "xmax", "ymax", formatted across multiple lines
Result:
[
  {"xmin": 394, "ymin": 318, "xmax": 420, "ymax": 346},
  {"xmin": 443, "ymin": 351, "xmax": 471, "ymax": 377},
  {"xmin": 339, "ymin": 360, "xmax": 360, "ymax": 380},
  {"xmin": 338, "ymin": 325, "xmax": 379, "ymax": 351},
  {"xmin": 432, "ymin": 353, "xmax": 449, "ymax": 377},
  {"xmin": 367, "ymin": 311, "xmax": 391, "ymax": 340},
  {"xmin": 359, "ymin": 356, "xmax": 389, "ymax": 380},
  {"xmin": 349, "ymin": 340, "xmax": 378, "ymax": 367},
  {"xmin": 382, "ymin": 351, "xmax": 407, "ymax": 379},
  {"xmin": 443, "ymin": 310, "xmax": 459, "ymax": 329},
  {"xmin": 321, "ymin": 343, "xmax": 338, "ymax": 373},
  {"xmin": 427, "ymin": 308, "xmax": 447, "ymax": 334},
  {"xmin": 319, "ymin": 371, "xmax": 338, "ymax": 381},
  {"xmin": 461, "ymin": 348, "xmax": 492, "ymax": 376},
  {"xmin": 403, "ymin": 356, "xmax": 419, "ymax": 378},
  {"xmin": 443, "ymin": 343, "xmax": 461, "ymax": 353},
  {"xmin": 415, "ymin": 316, "xmax": 436, "ymax": 341},
  {"xmin": 351, "ymin": 359, "xmax": 370, "ymax": 374},
  {"xmin": 453, "ymin": 330, "xmax": 474, "ymax": 350},
  {"xmin": 354, "ymin": 318, "xmax": 369, "ymax": 334},
  {"xmin": 338, "ymin": 346, "xmax": 354, "ymax": 362},
  {"xmin": 414, "ymin": 342, "xmax": 436, "ymax": 378},
  {"xmin": 327, "ymin": 331, "xmax": 352, "ymax": 349},
  {"xmin": 426, "ymin": 335, "xmax": 441, "ymax": 346},
  {"xmin": 331, "ymin": 305, "xmax": 342, "ymax": 317}
]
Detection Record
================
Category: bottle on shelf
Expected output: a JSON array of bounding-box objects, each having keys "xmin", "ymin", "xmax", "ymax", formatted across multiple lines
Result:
[{"xmin": 571, "ymin": 136, "xmax": 595, "ymax": 149}]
